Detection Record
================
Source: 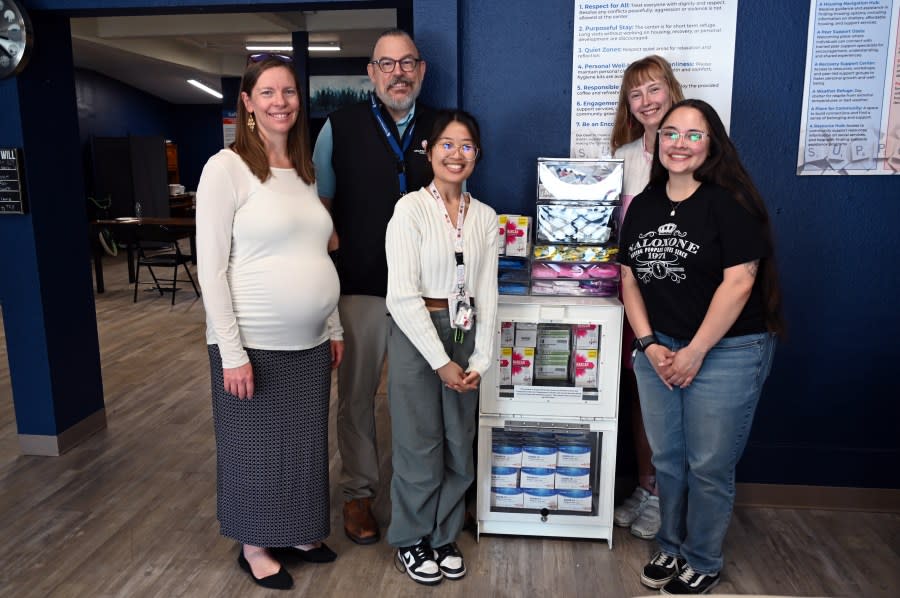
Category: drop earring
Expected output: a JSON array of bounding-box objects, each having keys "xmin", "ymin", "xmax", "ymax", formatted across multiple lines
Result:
[{"xmin": 248, "ymin": 113, "xmax": 256, "ymax": 132}]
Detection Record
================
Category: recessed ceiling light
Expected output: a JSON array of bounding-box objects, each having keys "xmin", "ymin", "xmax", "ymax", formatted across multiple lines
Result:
[
  {"xmin": 308, "ymin": 43, "xmax": 341, "ymax": 52},
  {"xmin": 244, "ymin": 43, "xmax": 342, "ymax": 52},
  {"xmin": 187, "ymin": 79, "xmax": 223, "ymax": 99},
  {"xmin": 245, "ymin": 44, "xmax": 293, "ymax": 52}
]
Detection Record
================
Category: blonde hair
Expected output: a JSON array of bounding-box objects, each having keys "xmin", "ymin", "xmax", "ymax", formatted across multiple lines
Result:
[{"xmin": 610, "ymin": 55, "xmax": 684, "ymax": 153}]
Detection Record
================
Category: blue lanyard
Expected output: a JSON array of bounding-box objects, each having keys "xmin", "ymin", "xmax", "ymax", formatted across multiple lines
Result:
[{"xmin": 369, "ymin": 93, "xmax": 416, "ymax": 194}]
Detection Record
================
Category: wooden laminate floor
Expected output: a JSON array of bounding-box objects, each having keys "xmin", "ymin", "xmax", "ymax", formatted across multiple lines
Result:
[{"xmin": 0, "ymin": 254, "xmax": 898, "ymax": 597}]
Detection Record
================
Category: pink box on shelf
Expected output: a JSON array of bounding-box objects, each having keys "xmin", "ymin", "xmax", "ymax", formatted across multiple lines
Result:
[
  {"xmin": 573, "ymin": 349, "xmax": 598, "ymax": 387},
  {"xmin": 504, "ymin": 216, "xmax": 531, "ymax": 257},
  {"xmin": 574, "ymin": 324, "xmax": 599, "ymax": 349},
  {"xmin": 511, "ymin": 347, "xmax": 535, "ymax": 385}
]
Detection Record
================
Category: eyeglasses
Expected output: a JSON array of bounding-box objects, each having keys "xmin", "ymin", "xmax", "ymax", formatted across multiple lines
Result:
[
  {"xmin": 369, "ymin": 57, "xmax": 422, "ymax": 73},
  {"xmin": 248, "ymin": 53, "xmax": 293, "ymax": 64},
  {"xmin": 436, "ymin": 141, "xmax": 479, "ymax": 161},
  {"xmin": 658, "ymin": 127, "xmax": 708, "ymax": 144}
]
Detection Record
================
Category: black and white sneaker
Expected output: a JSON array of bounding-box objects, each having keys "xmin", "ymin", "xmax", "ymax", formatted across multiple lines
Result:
[
  {"xmin": 396, "ymin": 541, "xmax": 442, "ymax": 585},
  {"xmin": 661, "ymin": 564, "xmax": 720, "ymax": 595},
  {"xmin": 641, "ymin": 551, "xmax": 684, "ymax": 589},
  {"xmin": 433, "ymin": 542, "xmax": 466, "ymax": 579}
]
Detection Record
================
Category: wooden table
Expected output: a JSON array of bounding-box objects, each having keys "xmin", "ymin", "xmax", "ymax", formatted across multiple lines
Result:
[
  {"xmin": 91, "ymin": 217, "xmax": 196, "ymax": 293},
  {"xmin": 169, "ymin": 193, "xmax": 195, "ymax": 217}
]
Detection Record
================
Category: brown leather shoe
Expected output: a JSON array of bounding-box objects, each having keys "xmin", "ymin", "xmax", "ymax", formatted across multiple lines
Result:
[{"xmin": 343, "ymin": 497, "xmax": 380, "ymax": 545}]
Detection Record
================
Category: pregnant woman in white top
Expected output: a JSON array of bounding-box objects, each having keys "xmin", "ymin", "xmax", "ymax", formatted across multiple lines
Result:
[{"xmin": 196, "ymin": 54, "xmax": 343, "ymax": 591}]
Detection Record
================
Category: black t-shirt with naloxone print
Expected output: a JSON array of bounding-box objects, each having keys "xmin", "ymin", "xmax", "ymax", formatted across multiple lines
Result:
[{"xmin": 620, "ymin": 182, "xmax": 768, "ymax": 340}]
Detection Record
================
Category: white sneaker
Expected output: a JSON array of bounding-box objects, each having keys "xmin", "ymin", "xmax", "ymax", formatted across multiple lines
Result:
[
  {"xmin": 396, "ymin": 541, "xmax": 442, "ymax": 585},
  {"xmin": 614, "ymin": 486, "xmax": 651, "ymax": 527},
  {"xmin": 433, "ymin": 542, "xmax": 466, "ymax": 579},
  {"xmin": 630, "ymin": 494, "xmax": 660, "ymax": 539}
]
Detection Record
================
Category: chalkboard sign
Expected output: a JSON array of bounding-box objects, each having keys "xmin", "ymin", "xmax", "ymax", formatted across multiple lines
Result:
[{"xmin": 0, "ymin": 148, "xmax": 27, "ymax": 215}]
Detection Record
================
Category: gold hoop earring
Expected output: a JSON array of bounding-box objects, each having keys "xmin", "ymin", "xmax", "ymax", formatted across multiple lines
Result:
[{"xmin": 247, "ymin": 113, "xmax": 256, "ymax": 132}]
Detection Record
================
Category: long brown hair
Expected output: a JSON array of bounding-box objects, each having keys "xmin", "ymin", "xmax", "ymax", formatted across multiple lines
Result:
[
  {"xmin": 610, "ymin": 55, "xmax": 684, "ymax": 154},
  {"xmin": 231, "ymin": 57, "xmax": 315, "ymax": 184},
  {"xmin": 650, "ymin": 99, "xmax": 785, "ymax": 336}
]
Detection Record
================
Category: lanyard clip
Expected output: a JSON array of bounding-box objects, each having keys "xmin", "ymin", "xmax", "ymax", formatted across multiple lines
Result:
[{"xmin": 396, "ymin": 159, "xmax": 406, "ymax": 174}]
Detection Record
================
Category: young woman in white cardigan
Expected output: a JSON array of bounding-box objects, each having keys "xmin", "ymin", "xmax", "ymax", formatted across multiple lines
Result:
[{"xmin": 384, "ymin": 110, "xmax": 498, "ymax": 586}]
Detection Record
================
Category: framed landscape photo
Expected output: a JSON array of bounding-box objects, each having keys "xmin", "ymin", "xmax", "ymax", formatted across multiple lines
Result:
[{"xmin": 309, "ymin": 75, "xmax": 373, "ymax": 118}]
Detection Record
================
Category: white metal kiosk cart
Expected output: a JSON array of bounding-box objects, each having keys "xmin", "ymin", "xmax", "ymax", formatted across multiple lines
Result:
[{"xmin": 476, "ymin": 294, "xmax": 623, "ymax": 546}]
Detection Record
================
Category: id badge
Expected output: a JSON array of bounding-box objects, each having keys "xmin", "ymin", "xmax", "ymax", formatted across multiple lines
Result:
[{"xmin": 448, "ymin": 293, "xmax": 475, "ymax": 331}]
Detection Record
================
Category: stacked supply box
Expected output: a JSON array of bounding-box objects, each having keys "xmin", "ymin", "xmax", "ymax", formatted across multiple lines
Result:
[
  {"xmin": 489, "ymin": 430, "xmax": 595, "ymax": 512},
  {"xmin": 532, "ymin": 158, "xmax": 623, "ymax": 296},
  {"xmin": 497, "ymin": 214, "xmax": 532, "ymax": 296},
  {"xmin": 572, "ymin": 324, "xmax": 600, "ymax": 387},
  {"xmin": 497, "ymin": 322, "xmax": 602, "ymax": 388},
  {"xmin": 507, "ymin": 322, "xmax": 536, "ymax": 385},
  {"xmin": 498, "ymin": 256, "xmax": 530, "ymax": 296},
  {"xmin": 477, "ymin": 295, "xmax": 623, "ymax": 543},
  {"xmin": 493, "ymin": 321, "xmax": 538, "ymax": 385},
  {"xmin": 534, "ymin": 324, "xmax": 570, "ymax": 384}
]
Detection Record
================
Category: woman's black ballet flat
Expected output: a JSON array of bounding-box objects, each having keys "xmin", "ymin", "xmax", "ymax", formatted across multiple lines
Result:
[
  {"xmin": 237, "ymin": 553, "xmax": 294, "ymax": 590},
  {"xmin": 274, "ymin": 542, "xmax": 337, "ymax": 563}
]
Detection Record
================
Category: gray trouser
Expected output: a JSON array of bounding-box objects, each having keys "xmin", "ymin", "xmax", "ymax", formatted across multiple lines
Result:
[
  {"xmin": 336, "ymin": 295, "xmax": 389, "ymax": 501},
  {"xmin": 386, "ymin": 311, "xmax": 478, "ymax": 548}
]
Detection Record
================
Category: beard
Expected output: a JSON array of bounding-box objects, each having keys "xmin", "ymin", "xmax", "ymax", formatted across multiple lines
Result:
[{"xmin": 377, "ymin": 76, "xmax": 421, "ymax": 113}]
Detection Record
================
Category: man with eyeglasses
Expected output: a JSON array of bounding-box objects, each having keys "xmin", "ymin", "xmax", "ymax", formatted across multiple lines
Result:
[{"xmin": 312, "ymin": 28, "xmax": 435, "ymax": 547}]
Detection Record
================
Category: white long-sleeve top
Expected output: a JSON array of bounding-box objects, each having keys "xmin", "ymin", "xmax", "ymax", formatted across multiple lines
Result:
[
  {"xmin": 385, "ymin": 187, "xmax": 499, "ymax": 375},
  {"xmin": 196, "ymin": 149, "xmax": 342, "ymax": 369},
  {"xmin": 614, "ymin": 137, "xmax": 652, "ymax": 214}
]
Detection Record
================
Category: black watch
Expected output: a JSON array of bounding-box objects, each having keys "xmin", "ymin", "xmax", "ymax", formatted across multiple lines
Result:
[{"xmin": 632, "ymin": 334, "xmax": 659, "ymax": 353}]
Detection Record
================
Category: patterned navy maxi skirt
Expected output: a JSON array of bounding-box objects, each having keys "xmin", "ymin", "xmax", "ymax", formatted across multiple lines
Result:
[{"xmin": 208, "ymin": 342, "xmax": 331, "ymax": 547}]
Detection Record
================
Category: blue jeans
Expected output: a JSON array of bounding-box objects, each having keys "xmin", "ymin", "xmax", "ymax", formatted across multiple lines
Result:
[{"xmin": 633, "ymin": 331, "xmax": 776, "ymax": 574}]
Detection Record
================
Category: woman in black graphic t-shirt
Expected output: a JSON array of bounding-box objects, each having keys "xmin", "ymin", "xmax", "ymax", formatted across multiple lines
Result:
[{"xmin": 619, "ymin": 99, "xmax": 784, "ymax": 596}]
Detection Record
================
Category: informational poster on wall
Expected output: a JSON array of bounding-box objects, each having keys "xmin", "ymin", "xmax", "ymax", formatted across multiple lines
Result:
[
  {"xmin": 222, "ymin": 110, "xmax": 237, "ymax": 148},
  {"xmin": 570, "ymin": 0, "xmax": 739, "ymax": 158},
  {"xmin": 797, "ymin": 0, "xmax": 900, "ymax": 175}
]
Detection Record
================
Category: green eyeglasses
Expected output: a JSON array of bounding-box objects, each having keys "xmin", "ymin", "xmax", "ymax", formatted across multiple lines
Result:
[{"xmin": 658, "ymin": 127, "xmax": 707, "ymax": 144}]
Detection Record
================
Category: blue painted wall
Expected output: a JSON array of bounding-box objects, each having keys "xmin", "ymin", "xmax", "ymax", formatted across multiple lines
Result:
[
  {"xmin": 75, "ymin": 68, "xmax": 173, "ymax": 145},
  {"xmin": 728, "ymin": 2, "xmax": 899, "ymax": 487},
  {"xmin": 11, "ymin": 0, "xmax": 900, "ymax": 488},
  {"xmin": 0, "ymin": 81, "xmax": 56, "ymax": 431},
  {"xmin": 74, "ymin": 68, "xmax": 220, "ymax": 193},
  {"xmin": 0, "ymin": 14, "xmax": 104, "ymax": 437},
  {"xmin": 170, "ymin": 104, "xmax": 223, "ymax": 190},
  {"xmin": 459, "ymin": 1, "xmax": 900, "ymax": 488}
]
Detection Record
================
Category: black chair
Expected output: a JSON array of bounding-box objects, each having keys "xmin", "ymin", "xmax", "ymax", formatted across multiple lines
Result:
[{"xmin": 132, "ymin": 224, "xmax": 200, "ymax": 305}]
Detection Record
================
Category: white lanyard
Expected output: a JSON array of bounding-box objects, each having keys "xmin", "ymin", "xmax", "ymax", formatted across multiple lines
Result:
[{"xmin": 428, "ymin": 182, "xmax": 467, "ymax": 295}]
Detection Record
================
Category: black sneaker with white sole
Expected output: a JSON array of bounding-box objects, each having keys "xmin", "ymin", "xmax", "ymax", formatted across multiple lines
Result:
[
  {"xmin": 641, "ymin": 551, "xmax": 684, "ymax": 589},
  {"xmin": 661, "ymin": 565, "xmax": 720, "ymax": 595},
  {"xmin": 395, "ymin": 541, "xmax": 442, "ymax": 585},
  {"xmin": 433, "ymin": 542, "xmax": 466, "ymax": 579}
]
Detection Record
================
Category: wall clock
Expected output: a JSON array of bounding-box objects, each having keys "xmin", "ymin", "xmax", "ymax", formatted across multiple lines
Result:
[{"xmin": 0, "ymin": 0, "xmax": 33, "ymax": 79}]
